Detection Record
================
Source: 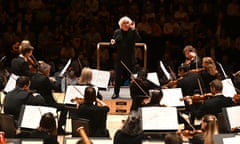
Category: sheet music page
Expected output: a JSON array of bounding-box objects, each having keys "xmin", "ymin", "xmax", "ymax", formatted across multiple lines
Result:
[
  {"xmin": 141, "ymin": 107, "xmax": 178, "ymax": 131},
  {"xmin": 19, "ymin": 105, "xmax": 57, "ymax": 129},
  {"xmin": 4, "ymin": 73, "xmax": 19, "ymax": 93},
  {"xmin": 147, "ymin": 72, "xmax": 160, "ymax": 86},
  {"xmin": 160, "ymin": 61, "xmax": 171, "ymax": 80},
  {"xmin": 59, "ymin": 59, "xmax": 72, "ymax": 77},
  {"xmin": 91, "ymin": 69, "xmax": 110, "ymax": 89},
  {"xmin": 64, "ymin": 85, "xmax": 98, "ymax": 104},
  {"xmin": 225, "ymin": 106, "xmax": 240, "ymax": 129},
  {"xmin": 161, "ymin": 88, "xmax": 185, "ymax": 107},
  {"xmin": 132, "ymin": 72, "xmax": 160, "ymax": 86},
  {"xmin": 223, "ymin": 136, "xmax": 240, "ymax": 144},
  {"xmin": 222, "ymin": 78, "xmax": 236, "ymax": 97}
]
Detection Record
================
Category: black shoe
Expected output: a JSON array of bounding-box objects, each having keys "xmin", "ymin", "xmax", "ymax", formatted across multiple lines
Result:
[{"xmin": 112, "ymin": 94, "xmax": 119, "ymax": 99}]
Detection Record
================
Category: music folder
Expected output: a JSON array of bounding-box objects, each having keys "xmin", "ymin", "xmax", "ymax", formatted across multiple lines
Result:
[
  {"xmin": 161, "ymin": 88, "xmax": 185, "ymax": 107},
  {"xmin": 140, "ymin": 106, "xmax": 179, "ymax": 132},
  {"xmin": 222, "ymin": 105, "xmax": 240, "ymax": 132},
  {"xmin": 63, "ymin": 85, "xmax": 98, "ymax": 105},
  {"xmin": 18, "ymin": 105, "xmax": 57, "ymax": 130}
]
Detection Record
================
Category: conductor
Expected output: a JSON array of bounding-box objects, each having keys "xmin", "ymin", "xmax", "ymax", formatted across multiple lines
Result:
[{"xmin": 111, "ymin": 16, "xmax": 141, "ymax": 99}]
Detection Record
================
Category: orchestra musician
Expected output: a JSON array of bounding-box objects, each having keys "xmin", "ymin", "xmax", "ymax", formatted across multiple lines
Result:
[
  {"xmin": 4, "ymin": 76, "xmax": 45, "ymax": 121},
  {"xmin": 184, "ymin": 79, "xmax": 240, "ymax": 121},
  {"xmin": 188, "ymin": 114, "xmax": 218, "ymax": 144},
  {"xmin": 30, "ymin": 61, "xmax": 68, "ymax": 135},
  {"xmin": 182, "ymin": 45, "xmax": 202, "ymax": 71},
  {"xmin": 129, "ymin": 68, "xmax": 160, "ymax": 111},
  {"xmin": 11, "ymin": 40, "xmax": 38, "ymax": 77}
]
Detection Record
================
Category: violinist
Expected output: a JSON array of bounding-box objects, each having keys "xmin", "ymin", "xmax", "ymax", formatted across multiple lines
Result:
[
  {"xmin": 4, "ymin": 76, "xmax": 45, "ymax": 121},
  {"xmin": 129, "ymin": 68, "xmax": 160, "ymax": 111},
  {"xmin": 176, "ymin": 65, "xmax": 202, "ymax": 97},
  {"xmin": 188, "ymin": 114, "xmax": 218, "ymax": 144},
  {"xmin": 11, "ymin": 40, "xmax": 37, "ymax": 77},
  {"xmin": 185, "ymin": 79, "xmax": 237, "ymax": 120},
  {"xmin": 30, "ymin": 61, "xmax": 68, "ymax": 135},
  {"xmin": 199, "ymin": 57, "xmax": 222, "ymax": 93},
  {"xmin": 182, "ymin": 45, "xmax": 202, "ymax": 71}
]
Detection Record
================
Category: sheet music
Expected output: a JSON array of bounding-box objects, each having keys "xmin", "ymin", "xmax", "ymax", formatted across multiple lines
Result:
[
  {"xmin": 19, "ymin": 105, "xmax": 57, "ymax": 129},
  {"xmin": 147, "ymin": 72, "xmax": 160, "ymax": 86},
  {"xmin": 161, "ymin": 88, "xmax": 185, "ymax": 107},
  {"xmin": 4, "ymin": 73, "xmax": 19, "ymax": 93},
  {"xmin": 222, "ymin": 78, "xmax": 236, "ymax": 97},
  {"xmin": 91, "ymin": 69, "xmax": 110, "ymax": 89},
  {"xmin": 132, "ymin": 72, "xmax": 160, "ymax": 86},
  {"xmin": 59, "ymin": 59, "xmax": 72, "ymax": 77},
  {"xmin": 64, "ymin": 85, "xmax": 98, "ymax": 104},
  {"xmin": 160, "ymin": 61, "xmax": 171, "ymax": 80},
  {"xmin": 223, "ymin": 106, "xmax": 240, "ymax": 130},
  {"xmin": 141, "ymin": 107, "xmax": 178, "ymax": 131},
  {"xmin": 223, "ymin": 136, "xmax": 240, "ymax": 144}
]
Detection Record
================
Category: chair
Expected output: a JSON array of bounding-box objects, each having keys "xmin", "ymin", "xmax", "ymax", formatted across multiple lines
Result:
[
  {"xmin": 71, "ymin": 118, "xmax": 90, "ymax": 137},
  {"xmin": 0, "ymin": 113, "xmax": 17, "ymax": 138}
]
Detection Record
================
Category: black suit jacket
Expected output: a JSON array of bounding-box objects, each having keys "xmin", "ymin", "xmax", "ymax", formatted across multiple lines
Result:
[
  {"xmin": 11, "ymin": 56, "xmax": 34, "ymax": 77},
  {"xmin": 4, "ymin": 88, "xmax": 45, "ymax": 120},
  {"xmin": 77, "ymin": 103, "xmax": 110, "ymax": 137},
  {"xmin": 190, "ymin": 95, "xmax": 234, "ymax": 119},
  {"xmin": 30, "ymin": 73, "xmax": 56, "ymax": 105}
]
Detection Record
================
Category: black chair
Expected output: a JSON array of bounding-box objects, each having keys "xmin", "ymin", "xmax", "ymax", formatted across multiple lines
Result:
[
  {"xmin": 71, "ymin": 118, "xmax": 90, "ymax": 137},
  {"xmin": 0, "ymin": 113, "xmax": 17, "ymax": 138}
]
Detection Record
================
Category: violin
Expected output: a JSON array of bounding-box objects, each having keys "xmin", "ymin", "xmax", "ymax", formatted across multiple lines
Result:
[
  {"xmin": 177, "ymin": 129, "xmax": 203, "ymax": 137},
  {"xmin": 162, "ymin": 77, "xmax": 183, "ymax": 88},
  {"xmin": 188, "ymin": 68, "xmax": 206, "ymax": 73},
  {"xmin": 71, "ymin": 97, "xmax": 84, "ymax": 104},
  {"xmin": 180, "ymin": 93, "xmax": 213, "ymax": 103}
]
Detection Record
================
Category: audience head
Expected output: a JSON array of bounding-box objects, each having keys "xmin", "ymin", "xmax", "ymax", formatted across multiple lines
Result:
[
  {"xmin": 165, "ymin": 133, "xmax": 183, "ymax": 144},
  {"xmin": 19, "ymin": 40, "xmax": 34, "ymax": 55},
  {"xmin": 16, "ymin": 76, "xmax": 31, "ymax": 90},
  {"xmin": 84, "ymin": 86, "xmax": 96, "ymax": 104},
  {"xmin": 39, "ymin": 112, "xmax": 57, "ymax": 136},
  {"xmin": 121, "ymin": 111, "xmax": 142, "ymax": 136},
  {"xmin": 209, "ymin": 79, "xmax": 223, "ymax": 94},
  {"xmin": 78, "ymin": 67, "xmax": 92, "ymax": 84}
]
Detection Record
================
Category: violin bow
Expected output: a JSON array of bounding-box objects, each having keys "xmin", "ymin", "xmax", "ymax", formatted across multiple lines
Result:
[
  {"xmin": 216, "ymin": 61, "xmax": 228, "ymax": 79},
  {"xmin": 120, "ymin": 60, "xmax": 148, "ymax": 96}
]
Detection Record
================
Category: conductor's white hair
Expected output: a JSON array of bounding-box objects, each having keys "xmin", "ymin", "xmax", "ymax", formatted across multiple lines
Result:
[{"xmin": 118, "ymin": 16, "xmax": 132, "ymax": 28}]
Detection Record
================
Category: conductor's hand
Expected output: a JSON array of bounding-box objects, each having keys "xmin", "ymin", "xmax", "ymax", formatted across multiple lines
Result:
[
  {"xmin": 110, "ymin": 39, "xmax": 116, "ymax": 45},
  {"xmin": 130, "ymin": 21, "xmax": 135, "ymax": 30}
]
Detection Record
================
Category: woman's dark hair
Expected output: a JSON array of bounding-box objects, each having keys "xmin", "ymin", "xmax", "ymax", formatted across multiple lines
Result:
[
  {"xmin": 39, "ymin": 112, "xmax": 57, "ymax": 136},
  {"xmin": 121, "ymin": 111, "xmax": 142, "ymax": 136},
  {"xmin": 84, "ymin": 86, "xmax": 96, "ymax": 103}
]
